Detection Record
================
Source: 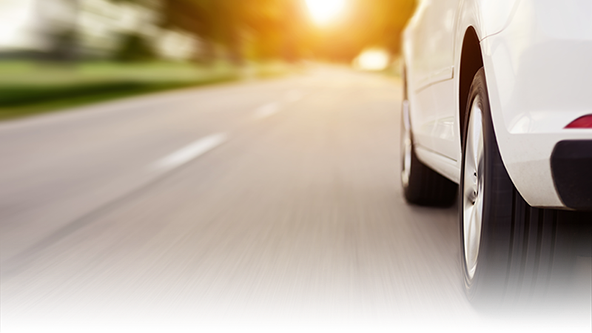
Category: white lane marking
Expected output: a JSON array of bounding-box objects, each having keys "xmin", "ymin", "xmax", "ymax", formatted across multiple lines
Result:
[
  {"xmin": 254, "ymin": 91, "xmax": 303, "ymax": 120},
  {"xmin": 153, "ymin": 133, "xmax": 228, "ymax": 170},
  {"xmin": 285, "ymin": 90, "xmax": 303, "ymax": 102},
  {"xmin": 254, "ymin": 102, "xmax": 280, "ymax": 119}
]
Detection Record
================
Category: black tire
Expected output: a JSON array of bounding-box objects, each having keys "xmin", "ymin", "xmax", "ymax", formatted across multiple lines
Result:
[
  {"xmin": 400, "ymin": 74, "xmax": 457, "ymax": 207},
  {"xmin": 460, "ymin": 68, "xmax": 577, "ymax": 308}
]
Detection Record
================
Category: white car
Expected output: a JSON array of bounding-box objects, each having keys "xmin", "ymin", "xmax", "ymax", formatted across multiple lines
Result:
[{"xmin": 401, "ymin": 0, "xmax": 592, "ymax": 306}]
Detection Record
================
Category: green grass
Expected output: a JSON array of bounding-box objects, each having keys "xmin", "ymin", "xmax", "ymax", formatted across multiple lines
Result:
[{"xmin": 0, "ymin": 60, "xmax": 294, "ymax": 121}]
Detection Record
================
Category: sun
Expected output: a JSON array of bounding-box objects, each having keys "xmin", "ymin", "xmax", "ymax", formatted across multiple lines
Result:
[{"xmin": 305, "ymin": 0, "xmax": 347, "ymax": 25}]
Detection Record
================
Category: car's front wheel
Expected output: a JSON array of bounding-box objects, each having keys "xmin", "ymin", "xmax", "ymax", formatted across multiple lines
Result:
[{"xmin": 461, "ymin": 69, "xmax": 576, "ymax": 307}]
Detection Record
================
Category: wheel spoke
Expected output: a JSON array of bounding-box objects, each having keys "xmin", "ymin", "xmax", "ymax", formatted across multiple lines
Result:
[
  {"xmin": 470, "ymin": 195, "xmax": 482, "ymax": 250},
  {"xmin": 463, "ymin": 98, "xmax": 485, "ymax": 280}
]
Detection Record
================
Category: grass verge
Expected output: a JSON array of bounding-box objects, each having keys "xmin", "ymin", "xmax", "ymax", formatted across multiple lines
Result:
[{"xmin": 0, "ymin": 61, "xmax": 293, "ymax": 121}]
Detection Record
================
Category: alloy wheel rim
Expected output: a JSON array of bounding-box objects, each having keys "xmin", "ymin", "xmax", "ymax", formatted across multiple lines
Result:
[
  {"xmin": 401, "ymin": 101, "xmax": 412, "ymax": 187},
  {"xmin": 463, "ymin": 98, "xmax": 485, "ymax": 280}
]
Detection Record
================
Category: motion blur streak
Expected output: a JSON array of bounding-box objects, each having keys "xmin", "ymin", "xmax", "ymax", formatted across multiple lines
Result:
[{"xmin": 1, "ymin": 67, "xmax": 590, "ymax": 332}]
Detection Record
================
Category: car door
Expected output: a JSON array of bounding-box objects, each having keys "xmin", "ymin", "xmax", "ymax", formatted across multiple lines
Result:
[{"xmin": 407, "ymin": 0, "xmax": 461, "ymax": 162}]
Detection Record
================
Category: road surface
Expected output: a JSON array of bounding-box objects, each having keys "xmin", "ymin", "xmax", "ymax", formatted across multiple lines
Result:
[{"xmin": 1, "ymin": 67, "xmax": 590, "ymax": 332}]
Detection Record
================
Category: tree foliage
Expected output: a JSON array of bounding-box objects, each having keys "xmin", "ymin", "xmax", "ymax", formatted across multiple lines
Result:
[
  {"xmin": 35, "ymin": 0, "xmax": 416, "ymax": 63},
  {"xmin": 128, "ymin": 0, "xmax": 417, "ymax": 62}
]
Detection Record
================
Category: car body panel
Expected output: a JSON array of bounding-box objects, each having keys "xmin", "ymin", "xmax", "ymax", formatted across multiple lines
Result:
[
  {"xmin": 403, "ymin": 0, "xmax": 592, "ymax": 208},
  {"xmin": 482, "ymin": 0, "xmax": 592, "ymax": 207}
]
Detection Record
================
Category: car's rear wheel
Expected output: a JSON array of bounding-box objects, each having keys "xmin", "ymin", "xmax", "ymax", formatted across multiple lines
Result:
[
  {"xmin": 461, "ymin": 68, "xmax": 577, "ymax": 307},
  {"xmin": 400, "ymin": 95, "xmax": 457, "ymax": 207}
]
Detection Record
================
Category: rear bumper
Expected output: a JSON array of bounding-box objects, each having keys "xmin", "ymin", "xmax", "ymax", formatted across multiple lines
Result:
[
  {"xmin": 551, "ymin": 141, "xmax": 592, "ymax": 211},
  {"xmin": 480, "ymin": 0, "xmax": 592, "ymax": 208}
]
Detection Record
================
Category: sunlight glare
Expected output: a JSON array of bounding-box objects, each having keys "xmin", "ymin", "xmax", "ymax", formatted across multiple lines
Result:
[
  {"xmin": 353, "ymin": 49, "xmax": 390, "ymax": 71},
  {"xmin": 305, "ymin": 0, "xmax": 346, "ymax": 25}
]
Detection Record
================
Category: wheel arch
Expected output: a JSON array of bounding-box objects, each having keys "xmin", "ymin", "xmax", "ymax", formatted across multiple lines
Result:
[{"xmin": 458, "ymin": 27, "xmax": 484, "ymax": 145}]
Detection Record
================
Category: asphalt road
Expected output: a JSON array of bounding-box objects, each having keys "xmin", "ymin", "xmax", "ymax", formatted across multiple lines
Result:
[{"xmin": 1, "ymin": 67, "xmax": 590, "ymax": 333}]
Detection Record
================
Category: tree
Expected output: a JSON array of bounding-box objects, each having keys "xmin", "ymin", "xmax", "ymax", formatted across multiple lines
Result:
[{"xmin": 137, "ymin": 0, "xmax": 417, "ymax": 63}]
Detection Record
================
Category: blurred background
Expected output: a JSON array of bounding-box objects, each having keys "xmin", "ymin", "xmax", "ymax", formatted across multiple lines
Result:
[
  {"xmin": 2, "ymin": 1, "xmax": 590, "ymax": 332},
  {"xmin": 0, "ymin": 0, "xmax": 415, "ymax": 119}
]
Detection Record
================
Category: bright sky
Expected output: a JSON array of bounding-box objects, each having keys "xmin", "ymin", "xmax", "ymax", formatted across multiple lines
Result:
[
  {"xmin": 0, "ymin": 0, "xmax": 151, "ymax": 52},
  {"xmin": 0, "ymin": 0, "xmax": 36, "ymax": 49},
  {"xmin": 305, "ymin": 0, "xmax": 347, "ymax": 25}
]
